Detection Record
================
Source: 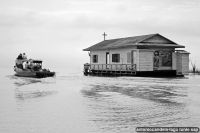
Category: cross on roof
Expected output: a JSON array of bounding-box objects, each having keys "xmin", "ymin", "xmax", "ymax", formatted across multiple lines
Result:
[{"xmin": 102, "ymin": 32, "xmax": 107, "ymax": 41}]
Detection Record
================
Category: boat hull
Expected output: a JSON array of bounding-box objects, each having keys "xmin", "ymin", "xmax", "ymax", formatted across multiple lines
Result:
[
  {"xmin": 14, "ymin": 68, "xmax": 55, "ymax": 78},
  {"xmin": 35, "ymin": 71, "xmax": 55, "ymax": 78}
]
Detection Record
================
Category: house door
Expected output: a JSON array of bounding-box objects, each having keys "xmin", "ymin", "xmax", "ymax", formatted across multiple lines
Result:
[
  {"xmin": 131, "ymin": 50, "xmax": 136, "ymax": 65},
  {"xmin": 131, "ymin": 50, "xmax": 137, "ymax": 70},
  {"xmin": 106, "ymin": 52, "xmax": 109, "ymax": 64}
]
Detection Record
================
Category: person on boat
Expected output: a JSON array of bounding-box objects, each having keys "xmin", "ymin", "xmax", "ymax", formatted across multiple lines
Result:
[
  {"xmin": 28, "ymin": 60, "xmax": 34, "ymax": 69},
  {"xmin": 22, "ymin": 61, "xmax": 29, "ymax": 70},
  {"xmin": 36, "ymin": 63, "xmax": 42, "ymax": 71},
  {"xmin": 17, "ymin": 53, "xmax": 23, "ymax": 60},
  {"xmin": 15, "ymin": 59, "xmax": 23, "ymax": 69},
  {"xmin": 22, "ymin": 53, "xmax": 27, "ymax": 59},
  {"xmin": 15, "ymin": 54, "xmax": 24, "ymax": 69}
]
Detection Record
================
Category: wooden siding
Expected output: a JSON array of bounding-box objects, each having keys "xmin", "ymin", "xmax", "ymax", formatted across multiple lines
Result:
[
  {"xmin": 90, "ymin": 47, "xmax": 137, "ymax": 65},
  {"xmin": 109, "ymin": 48, "xmax": 136, "ymax": 64},
  {"xmin": 138, "ymin": 50, "xmax": 153, "ymax": 71},
  {"xmin": 176, "ymin": 53, "xmax": 189, "ymax": 75},
  {"xmin": 172, "ymin": 52, "xmax": 177, "ymax": 70},
  {"xmin": 135, "ymin": 50, "xmax": 140, "ymax": 71},
  {"xmin": 90, "ymin": 51, "xmax": 107, "ymax": 64},
  {"xmin": 181, "ymin": 54, "xmax": 189, "ymax": 75},
  {"xmin": 176, "ymin": 53, "xmax": 182, "ymax": 75}
]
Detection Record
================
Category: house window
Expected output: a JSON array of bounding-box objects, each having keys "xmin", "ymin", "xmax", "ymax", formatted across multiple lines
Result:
[
  {"xmin": 92, "ymin": 55, "xmax": 98, "ymax": 63},
  {"xmin": 112, "ymin": 54, "xmax": 120, "ymax": 63}
]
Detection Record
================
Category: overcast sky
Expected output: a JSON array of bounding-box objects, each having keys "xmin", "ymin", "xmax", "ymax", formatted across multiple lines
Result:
[{"xmin": 0, "ymin": 0, "xmax": 200, "ymax": 71}]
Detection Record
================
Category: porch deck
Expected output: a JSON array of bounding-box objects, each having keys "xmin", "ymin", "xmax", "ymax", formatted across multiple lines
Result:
[
  {"xmin": 83, "ymin": 63, "xmax": 180, "ymax": 77},
  {"xmin": 84, "ymin": 64, "xmax": 137, "ymax": 76}
]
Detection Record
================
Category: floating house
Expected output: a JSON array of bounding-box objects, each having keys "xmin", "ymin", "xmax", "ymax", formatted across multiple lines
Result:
[{"xmin": 83, "ymin": 33, "xmax": 190, "ymax": 77}]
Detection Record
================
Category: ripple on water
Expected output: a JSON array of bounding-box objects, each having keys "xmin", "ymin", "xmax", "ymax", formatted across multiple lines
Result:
[{"xmin": 81, "ymin": 77, "xmax": 189, "ymax": 132}]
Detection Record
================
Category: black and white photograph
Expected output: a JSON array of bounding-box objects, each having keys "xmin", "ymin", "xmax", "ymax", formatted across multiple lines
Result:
[{"xmin": 0, "ymin": 0, "xmax": 200, "ymax": 133}]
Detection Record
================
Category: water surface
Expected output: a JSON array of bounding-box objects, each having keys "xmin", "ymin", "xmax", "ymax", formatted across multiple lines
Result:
[{"xmin": 0, "ymin": 68, "xmax": 200, "ymax": 133}]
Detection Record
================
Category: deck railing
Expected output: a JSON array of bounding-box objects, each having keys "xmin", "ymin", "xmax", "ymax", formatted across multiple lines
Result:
[{"xmin": 90, "ymin": 64, "xmax": 136, "ymax": 71}]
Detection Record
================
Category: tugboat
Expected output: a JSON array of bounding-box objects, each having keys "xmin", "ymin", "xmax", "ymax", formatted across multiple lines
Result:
[{"xmin": 14, "ymin": 53, "xmax": 55, "ymax": 78}]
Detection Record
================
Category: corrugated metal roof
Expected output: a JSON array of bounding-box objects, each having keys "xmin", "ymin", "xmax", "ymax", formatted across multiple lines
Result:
[{"xmin": 83, "ymin": 33, "xmax": 185, "ymax": 51}]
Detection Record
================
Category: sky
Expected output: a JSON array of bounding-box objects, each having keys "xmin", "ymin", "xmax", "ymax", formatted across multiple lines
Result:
[{"xmin": 0, "ymin": 0, "xmax": 200, "ymax": 72}]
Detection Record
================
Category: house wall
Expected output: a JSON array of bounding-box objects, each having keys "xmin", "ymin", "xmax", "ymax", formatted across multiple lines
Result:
[
  {"xmin": 109, "ymin": 48, "xmax": 136, "ymax": 64},
  {"xmin": 90, "ymin": 47, "xmax": 138, "ymax": 70},
  {"xmin": 176, "ymin": 53, "xmax": 189, "ymax": 75},
  {"xmin": 89, "ymin": 48, "xmax": 187, "ymax": 73},
  {"xmin": 176, "ymin": 53, "xmax": 182, "ymax": 75},
  {"xmin": 90, "ymin": 48, "xmax": 154, "ymax": 72},
  {"xmin": 181, "ymin": 54, "xmax": 190, "ymax": 75},
  {"xmin": 138, "ymin": 49, "xmax": 154, "ymax": 71},
  {"xmin": 90, "ymin": 47, "xmax": 137, "ymax": 65},
  {"xmin": 90, "ymin": 50, "xmax": 107, "ymax": 64},
  {"xmin": 172, "ymin": 52, "xmax": 177, "ymax": 70}
]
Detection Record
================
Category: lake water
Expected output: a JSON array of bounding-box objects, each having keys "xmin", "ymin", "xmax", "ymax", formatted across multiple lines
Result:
[{"xmin": 0, "ymin": 67, "xmax": 200, "ymax": 133}]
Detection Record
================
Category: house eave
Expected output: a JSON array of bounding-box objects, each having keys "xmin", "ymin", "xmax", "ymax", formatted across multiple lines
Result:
[
  {"xmin": 137, "ymin": 45, "xmax": 185, "ymax": 49},
  {"xmin": 83, "ymin": 48, "xmax": 90, "ymax": 51},
  {"xmin": 83, "ymin": 45, "xmax": 138, "ymax": 51},
  {"xmin": 83, "ymin": 45, "xmax": 185, "ymax": 51}
]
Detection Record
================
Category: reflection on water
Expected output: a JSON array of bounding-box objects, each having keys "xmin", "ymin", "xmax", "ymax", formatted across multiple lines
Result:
[
  {"xmin": 9, "ymin": 75, "xmax": 57, "ymax": 100},
  {"xmin": 14, "ymin": 79, "xmax": 42, "ymax": 87},
  {"xmin": 8, "ymin": 75, "xmax": 55, "ymax": 87},
  {"xmin": 15, "ymin": 89, "xmax": 57, "ymax": 100}
]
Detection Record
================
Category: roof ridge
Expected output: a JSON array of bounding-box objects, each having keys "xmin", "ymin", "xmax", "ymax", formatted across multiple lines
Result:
[
  {"xmin": 137, "ymin": 33, "xmax": 158, "ymax": 43},
  {"xmin": 104, "ymin": 33, "xmax": 158, "ymax": 41}
]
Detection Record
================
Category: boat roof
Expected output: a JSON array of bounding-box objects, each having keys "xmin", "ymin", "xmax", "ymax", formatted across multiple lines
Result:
[{"xmin": 32, "ymin": 60, "xmax": 42, "ymax": 63}]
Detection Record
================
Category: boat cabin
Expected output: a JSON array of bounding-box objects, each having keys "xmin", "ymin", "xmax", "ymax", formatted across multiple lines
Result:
[
  {"xmin": 32, "ymin": 60, "xmax": 42, "ymax": 67},
  {"xmin": 30, "ymin": 60, "xmax": 42, "ymax": 71},
  {"xmin": 83, "ymin": 33, "xmax": 190, "ymax": 77}
]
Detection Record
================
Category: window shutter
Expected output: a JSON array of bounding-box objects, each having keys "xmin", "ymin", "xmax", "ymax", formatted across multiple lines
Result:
[{"xmin": 127, "ymin": 52, "xmax": 131, "ymax": 63}]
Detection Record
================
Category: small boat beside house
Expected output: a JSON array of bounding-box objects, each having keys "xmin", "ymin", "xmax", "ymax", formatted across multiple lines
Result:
[
  {"xmin": 14, "ymin": 54, "xmax": 55, "ymax": 78},
  {"xmin": 83, "ymin": 33, "xmax": 190, "ymax": 77}
]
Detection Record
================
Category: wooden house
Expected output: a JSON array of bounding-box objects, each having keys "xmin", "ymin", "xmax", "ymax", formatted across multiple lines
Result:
[{"xmin": 83, "ymin": 33, "xmax": 190, "ymax": 77}]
